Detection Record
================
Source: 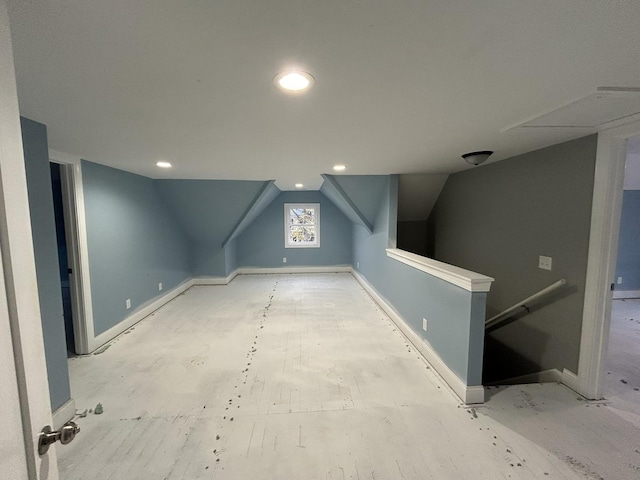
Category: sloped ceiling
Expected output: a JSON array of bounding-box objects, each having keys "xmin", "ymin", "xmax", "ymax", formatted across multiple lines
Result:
[
  {"xmin": 222, "ymin": 181, "xmax": 281, "ymax": 247},
  {"xmin": 7, "ymin": 1, "xmax": 640, "ymax": 190},
  {"xmin": 155, "ymin": 179, "xmax": 268, "ymax": 246},
  {"xmin": 320, "ymin": 174, "xmax": 388, "ymax": 232},
  {"xmin": 398, "ymin": 174, "xmax": 449, "ymax": 222}
]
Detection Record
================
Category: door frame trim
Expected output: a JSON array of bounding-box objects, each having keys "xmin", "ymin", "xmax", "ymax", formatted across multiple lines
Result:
[
  {"xmin": 49, "ymin": 151, "xmax": 95, "ymax": 354},
  {"xmin": 578, "ymin": 119, "xmax": 640, "ymax": 399}
]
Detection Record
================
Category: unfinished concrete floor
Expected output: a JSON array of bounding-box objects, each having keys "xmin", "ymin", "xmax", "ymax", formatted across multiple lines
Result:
[{"xmin": 58, "ymin": 274, "xmax": 639, "ymax": 479}]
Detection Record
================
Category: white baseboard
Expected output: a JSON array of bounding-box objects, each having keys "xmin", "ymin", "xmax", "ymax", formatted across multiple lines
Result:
[
  {"xmin": 192, "ymin": 266, "xmax": 352, "ymax": 285},
  {"xmin": 487, "ymin": 367, "xmax": 579, "ymax": 393},
  {"xmin": 351, "ymin": 270, "xmax": 484, "ymax": 404},
  {"xmin": 613, "ymin": 289, "xmax": 640, "ymax": 299},
  {"xmin": 237, "ymin": 265, "xmax": 352, "ymax": 275},
  {"xmin": 52, "ymin": 398, "xmax": 76, "ymax": 430},
  {"xmin": 561, "ymin": 368, "xmax": 579, "ymax": 392},
  {"xmin": 89, "ymin": 278, "xmax": 195, "ymax": 353},
  {"xmin": 192, "ymin": 270, "xmax": 238, "ymax": 285},
  {"xmin": 487, "ymin": 368, "xmax": 563, "ymax": 386}
]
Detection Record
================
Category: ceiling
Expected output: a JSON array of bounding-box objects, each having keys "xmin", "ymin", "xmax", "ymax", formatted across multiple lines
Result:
[{"xmin": 6, "ymin": 1, "xmax": 640, "ymax": 190}]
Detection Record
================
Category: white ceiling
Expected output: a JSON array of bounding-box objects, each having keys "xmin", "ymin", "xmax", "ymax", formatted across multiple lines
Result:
[{"xmin": 6, "ymin": 1, "xmax": 640, "ymax": 190}]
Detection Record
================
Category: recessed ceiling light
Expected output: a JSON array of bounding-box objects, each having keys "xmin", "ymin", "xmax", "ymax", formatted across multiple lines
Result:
[
  {"xmin": 295, "ymin": 183, "xmax": 304, "ymax": 188},
  {"xmin": 333, "ymin": 164, "xmax": 346, "ymax": 171},
  {"xmin": 275, "ymin": 71, "xmax": 315, "ymax": 92},
  {"xmin": 156, "ymin": 161, "xmax": 172, "ymax": 168}
]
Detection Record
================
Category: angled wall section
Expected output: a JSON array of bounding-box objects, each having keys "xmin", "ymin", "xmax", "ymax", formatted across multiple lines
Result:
[
  {"xmin": 320, "ymin": 175, "xmax": 374, "ymax": 233},
  {"xmin": 155, "ymin": 179, "xmax": 267, "ymax": 276},
  {"xmin": 222, "ymin": 180, "xmax": 280, "ymax": 248}
]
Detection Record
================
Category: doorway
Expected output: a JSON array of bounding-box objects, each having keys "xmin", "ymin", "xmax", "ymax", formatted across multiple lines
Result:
[
  {"xmin": 578, "ymin": 119, "xmax": 640, "ymax": 400},
  {"xmin": 49, "ymin": 158, "xmax": 89, "ymax": 356},
  {"xmin": 50, "ymin": 162, "xmax": 75, "ymax": 355},
  {"xmin": 605, "ymin": 135, "xmax": 640, "ymax": 411}
]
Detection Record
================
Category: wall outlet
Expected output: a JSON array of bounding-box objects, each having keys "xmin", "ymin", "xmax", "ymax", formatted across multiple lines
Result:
[
  {"xmin": 158, "ymin": 282, "xmax": 163, "ymax": 291},
  {"xmin": 283, "ymin": 257, "xmax": 287, "ymax": 263},
  {"xmin": 538, "ymin": 255, "xmax": 552, "ymax": 271},
  {"xmin": 125, "ymin": 298, "xmax": 131, "ymax": 309},
  {"xmin": 357, "ymin": 262, "xmax": 360, "ymax": 269},
  {"xmin": 422, "ymin": 318, "xmax": 428, "ymax": 331},
  {"xmin": 617, "ymin": 276, "xmax": 623, "ymax": 284}
]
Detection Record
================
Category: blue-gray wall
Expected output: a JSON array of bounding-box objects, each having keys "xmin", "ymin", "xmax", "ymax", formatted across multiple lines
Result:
[
  {"xmin": 82, "ymin": 161, "xmax": 192, "ymax": 335},
  {"xmin": 615, "ymin": 190, "xmax": 640, "ymax": 291},
  {"xmin": 155, "ymin": 179, "xmax": 268, "ymax": 276},
  {"xmin": 320, "ymin": 174, "xmax": 388, "ymax": 233},
  {"xmin": 429, "ymin": 135, "xmax": 597, "ymax": 382},
  {"xmin": 236, "ymin": 191, "xmax": 353, "ymax": 267},
  {"xmin": 351, "ymin": 176, "xmax": 486, "ymax": 385},
  {"xmin": 21, "ymin": 117, "xmax": 71, "ymax": 411}
]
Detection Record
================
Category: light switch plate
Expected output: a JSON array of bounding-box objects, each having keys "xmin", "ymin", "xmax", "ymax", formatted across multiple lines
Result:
[{"xmin": 539, "ymin": 255, "xmax": 552, "ymax": 271}]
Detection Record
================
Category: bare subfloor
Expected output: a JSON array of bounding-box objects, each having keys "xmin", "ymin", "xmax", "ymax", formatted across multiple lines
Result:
[
  {"xmin": 59, "ymin": 274, "xmax": 639, "ymax": 479},
  {"xmin": 605, "ymin": 299, "xmax": 640, "ymax": 419}
]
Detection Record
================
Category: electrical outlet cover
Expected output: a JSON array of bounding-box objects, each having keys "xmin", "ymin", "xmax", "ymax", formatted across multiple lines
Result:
[{"xmin": 538, "ymin": 255, "xmax": 552, "ymax": 271}]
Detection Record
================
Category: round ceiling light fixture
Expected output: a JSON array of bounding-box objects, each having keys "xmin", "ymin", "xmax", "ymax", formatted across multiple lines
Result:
[
  {"xmin": 461, "ymin": 151, "xmax": 493, "ymax": 166},
  {"xmin": 274, "ymin": 70, "xmax": 315, "ymax": 92},
  {"xmin": 333, "ymin": 164, "xmax": 346, "ymax": 172},
  {"xmin": 156, "ymin": 161, "xmax": 172, "ymax": 168}
]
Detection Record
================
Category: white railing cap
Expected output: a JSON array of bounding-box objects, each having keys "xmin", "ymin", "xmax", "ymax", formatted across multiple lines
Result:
[{"xmin": 386, "ymin": 248, "xmax": 494, "ymax": 292}]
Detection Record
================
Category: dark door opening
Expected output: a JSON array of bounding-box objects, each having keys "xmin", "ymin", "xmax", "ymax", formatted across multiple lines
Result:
[{"xmin": 50, "ymin": 162, "xmax": 75, "ymax": 356}]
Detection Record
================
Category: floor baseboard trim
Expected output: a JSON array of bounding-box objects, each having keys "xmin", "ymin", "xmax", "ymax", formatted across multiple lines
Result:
[
  {"xmin": 52, "ymin": 398, "xmax": 76, "ymax": 430},
  {"xmin": 237, "ymin": 266, "xmax": 352, "ymax": 275},
  {"xmin": 613, "ymin": 289, "xmax": 640, "ymax": 299},
  {"xmin": 192, "ymin": 271, "xmax": 238, "ymax": 285},
  {"xmin": 351, "ymin": 270, "xmax": 483, "ymax": 404},
  {"xmin": 561, "ymin": 368, "xmax": 579, "ymax": 393},
  {"xmin": 487, "ymin": 367, "xmax": 580, "ymax": 393},
  {"xmin": 487, "ymin": 368, "xmax": 563, "ymax": 386},
  {"xmin": 90, "ymin": 278, "xmax": 195, "ymax": 353}
]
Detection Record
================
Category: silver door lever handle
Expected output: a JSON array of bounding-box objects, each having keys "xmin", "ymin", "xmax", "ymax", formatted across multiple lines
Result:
[{"xmin": 38, "ymin": 421, "xmax": 80, "ymax": 456}]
